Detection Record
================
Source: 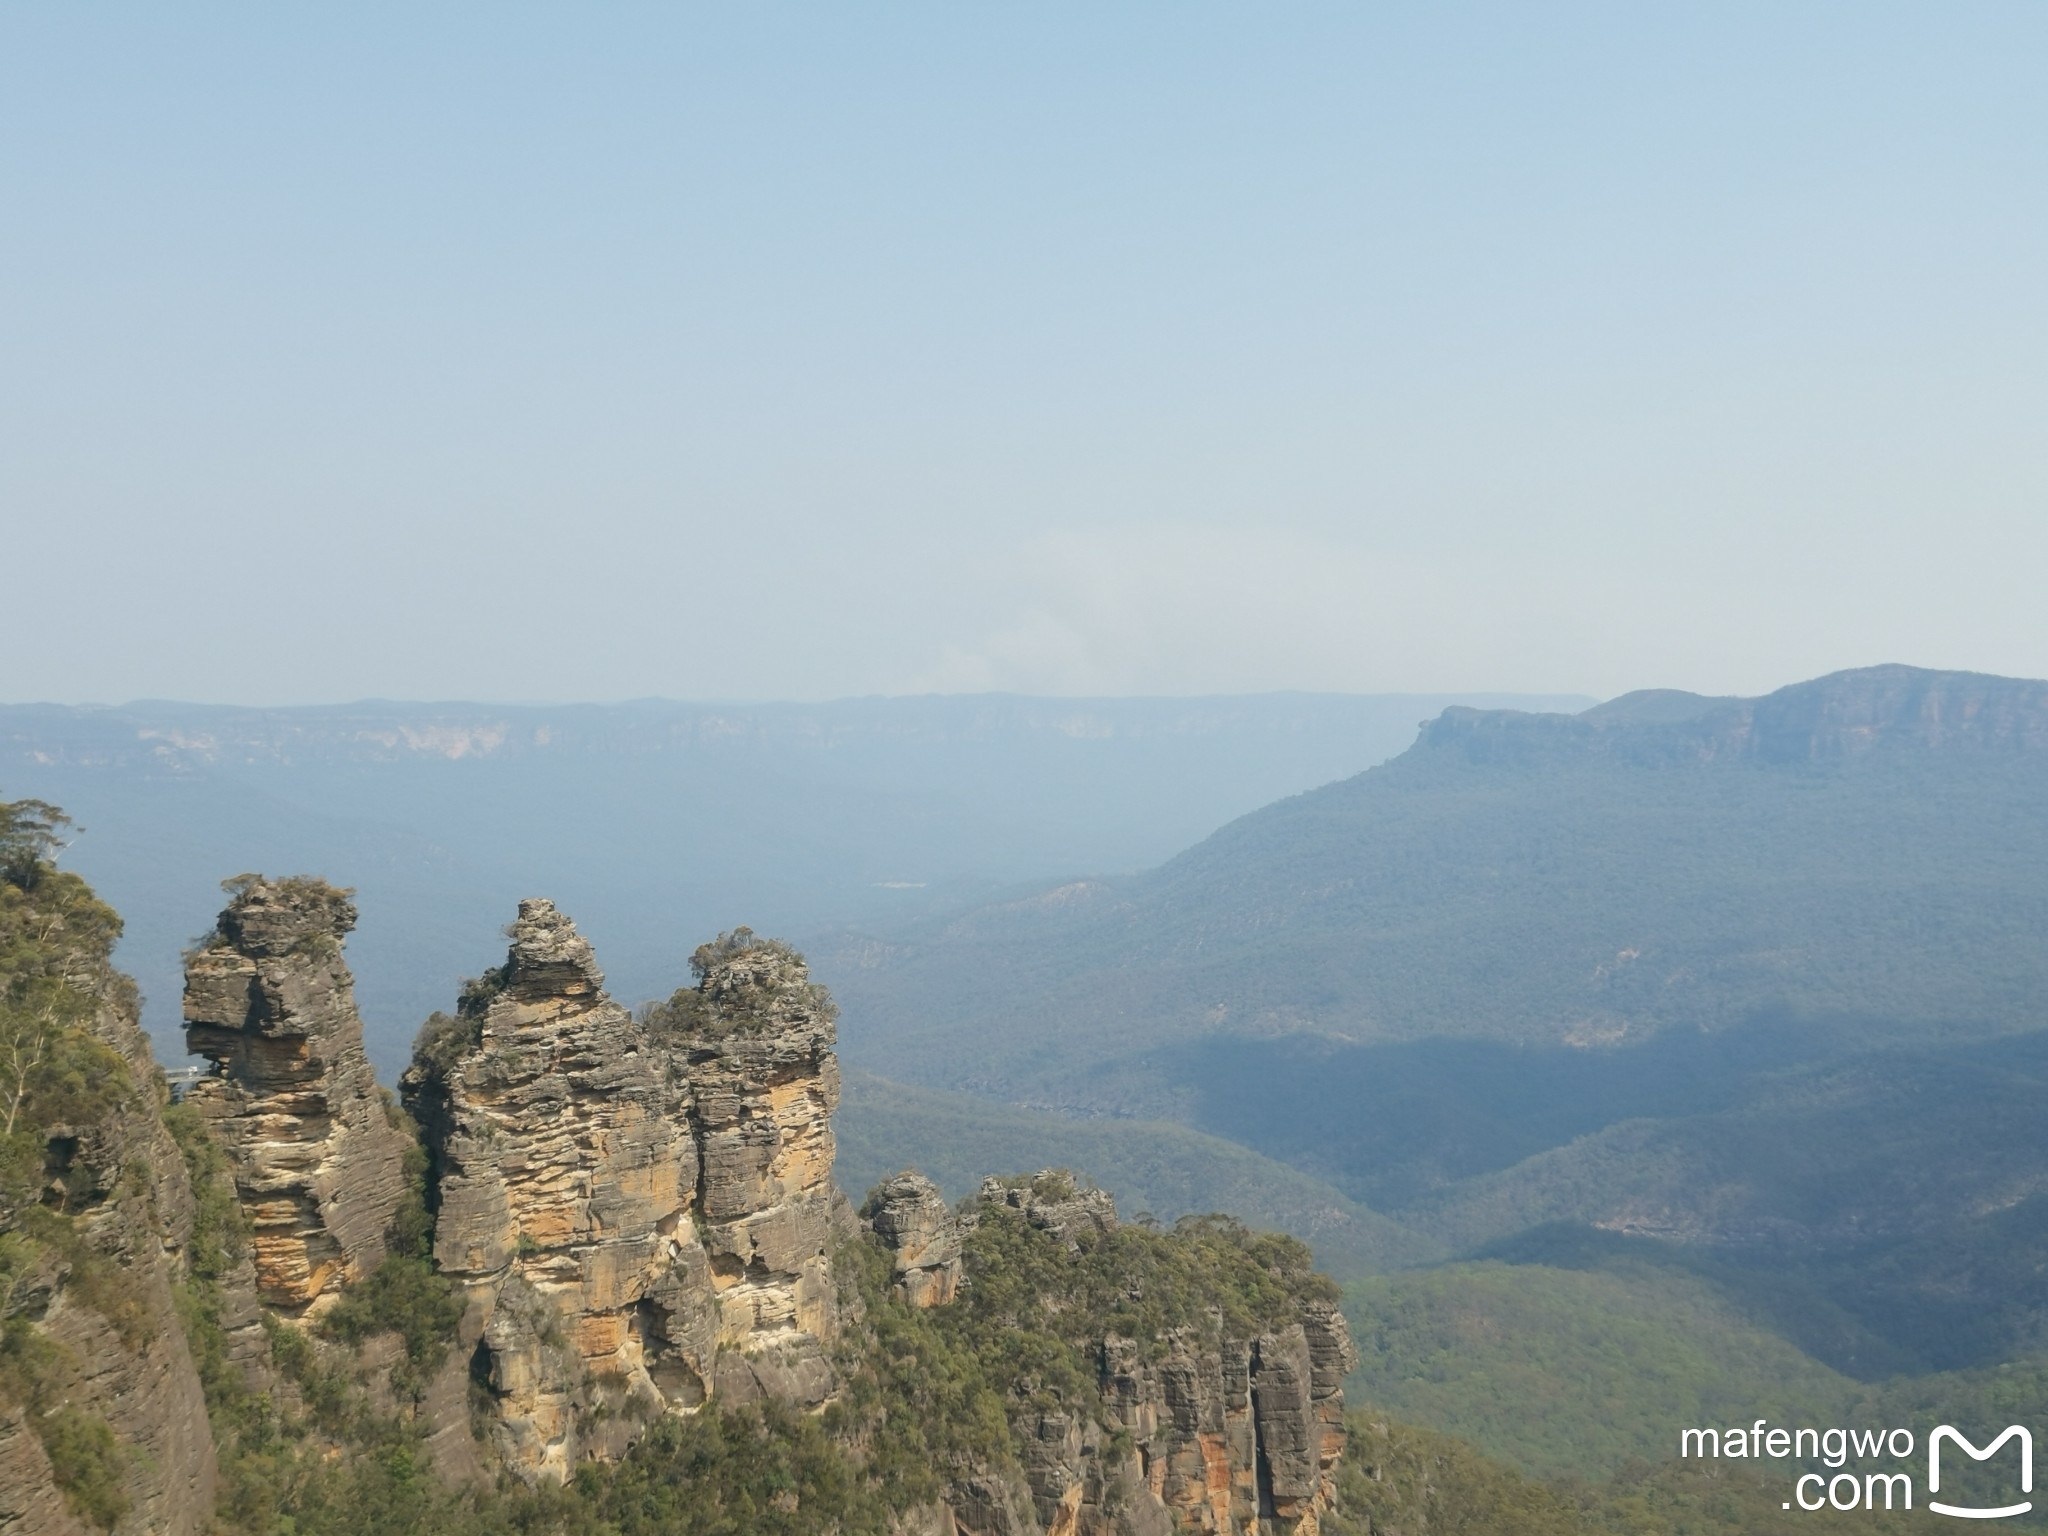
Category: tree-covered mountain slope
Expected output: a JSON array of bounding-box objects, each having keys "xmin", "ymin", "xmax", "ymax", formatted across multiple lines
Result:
[
  {"xmin": 822, "ymin": 666, "xmax": 2048, "ymax": 1387},
  {"xmin": 835, "ymin": 1069, "xmax": 1442, "ymax": 1275},
  {"xmin": 1345, "ymin": 1260, "xmax": 1862, "ymax": 1479},
  {"xmin": 828, "ymin": 665, "xmax": 2048, "ymax": 1121},
  {"xmin": 1340, "ymin": 1251, "xmax": 2048, "ymax": 1532}
]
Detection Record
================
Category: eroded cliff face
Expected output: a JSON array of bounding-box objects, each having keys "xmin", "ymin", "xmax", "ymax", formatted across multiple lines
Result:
[
  {"xmin": 863, "ymin": 1171, "xmax": 962, "ymax": 1307},
  {"xmin": 0, "ymin": 867, "xmax": 219, "ymax": 1536},
  {"xmin": 877, "ymin": 1174, "xmax": 1357, "ymax": 1536},
  {"xmin": 663, "ymin": 930, "xmax": 842, "ymax": 1406},
  {"xmin": 182, "ymin": 877, "xmax": 409, "ymax": 1315},
  {"xmin": 1085, "ymin": 1310, "xmax": 1352, "ymax": 1536},
  {"xmin": 399, "ymin": 899, "xmax": 716, "ymax": 1478},
  {"xmin": 6, "ymin": 853, "xmax": 1355, "ymax": 1532},
  {"xmin": 401, "ymin": 905, "xmax": 841, "ymax": 1480}
]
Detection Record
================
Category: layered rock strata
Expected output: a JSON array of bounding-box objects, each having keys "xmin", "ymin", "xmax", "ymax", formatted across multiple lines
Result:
[
  {"xmin": 182, "ymin": 876, "xmax": 409, "ymax": 1315},
  {"xmin": 664, "ymin": 929, "xmax": 843, "ymax": 1406},
  {"xmin": 1038, "ymin": 1304, "xmax": 1355, "ymax": 1535},
  {"xmin": 402, "ymin": 906, "xmax": 842, "ymax": 1479},
  {"xmin": 874, "ymin": 1178, "xmax": 1357, "ymax": 1536},
  {"xmin": 401, "ymin": 899, "xmax": 716, "ymax": 1477},
  {"xmin": 862, "ymin": 1171, "xmax": 962, "ymax": 1307}
]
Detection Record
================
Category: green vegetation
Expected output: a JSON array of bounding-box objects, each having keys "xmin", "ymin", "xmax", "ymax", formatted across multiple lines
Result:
[
  {"xmin": 836, "ymin": 1068, "xmax": 1439, "ymax": 1276},
  {"xmin": 0, "ymin": 795, "xmax": 142, "ymax": 1530},
  {"xmin": 1344, "ymin": 1262, "xmax": 1860, "ymax": 1478},
  {"xmin": 32, "ymin": 1405, "xmax": 129, "ymax": 1528},
  {"xmin": 1327, "ymin": 1401, "xmax": 2048, "ymax": 1534},
  {"xmin": 317, "ymin": 1136, "xmax": 463, "ymax": 1399},
  {"xmin": 0, "ymin": 798, "xmax": 70, "ymax": 890},
  {"xmin": 1327, "ymin": 1413, "xmax": 1585, "ymax": 1536},
  {"xmin": 642, "ymin": 927, "xmax": 838, "ymax": 1039},
  {"xmin": 1339, "ymin": 1252, "xmax": 2048, "ymax": 1529},
  {"xmin": 410, "ymin": 1006, "xmax": 484, "ymax": 1081}
]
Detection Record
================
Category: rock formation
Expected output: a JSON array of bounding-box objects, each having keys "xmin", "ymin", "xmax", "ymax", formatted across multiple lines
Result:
[
  {"xmin": 5, "ymin": 844, "xmax": 1358, "ymax": 1531},
  {"xmin": 402, "ymin": 906, "xmax": 843, "ymax": 1479},
  {"xmin": 867, "ymin": 1176, "xmax": 1358, "ymax": 1536},
  {"xmin": 659, "ymin": 928, "xmax": 843, "ymax": 1406},
  {"xmin": 979, "ymin": 1169, "xmax": 1120, "ymax": 1249},
  {"xmin": 1041, "ymin": 1288, "xmax": 1356, "ymax": 1536},
  {"xmin": 862, "ymin": 1171, "xmax": 962, "ymax": 1307},
  {"xmin": 400, "ymin": 898, "xmax": 717, "ymax": 1478},
  {"xmin": 182, "ymin": 876, "xmax": 410, "ymax": 1315}
]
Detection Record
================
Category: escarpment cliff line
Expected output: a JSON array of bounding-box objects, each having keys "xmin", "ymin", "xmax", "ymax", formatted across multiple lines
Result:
[{"xmin": 182, "ymin": 876, "xmax": 410, "ymax": 1315}]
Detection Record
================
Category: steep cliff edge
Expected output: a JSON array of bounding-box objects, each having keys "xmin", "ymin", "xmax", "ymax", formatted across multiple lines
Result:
[
  {"xmin": 181, "ymin": 877, "xmax": 409, "ymax": 1316},
  {"xmin": 867, "ymin": 1171, "xmax": 1356, "ymax": 1536},
  {"xmin": 1425, "ymin": 663, "xmax": 2048, "ymax": 767},
  {"xmin": 862, "ymin": 1170, "xmax": 962, "ymax": 1306},
  {"xmin": 647, "ymin": 927, "xmax": 844, "ymax": 1406},
  {"xmin": 4, "ymin": 804, "xmax": 1362, "ymax": 1533},
  {"xmin": 388, "ymin": 901, "xmax": 1356, "ymax": 1527},
  {"xmin": 0, "ymin": 803, "xmax": 217, "ymax": 1535}
]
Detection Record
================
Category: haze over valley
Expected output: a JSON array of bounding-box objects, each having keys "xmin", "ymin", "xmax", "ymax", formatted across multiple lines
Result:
[
  {"xmin": 11, "ymin": 663, "xmax": 2048, "ymax": 1498},
  {"xmin": 7, "ymin": 5, "xmax": 2044, "ymax": 1530}
]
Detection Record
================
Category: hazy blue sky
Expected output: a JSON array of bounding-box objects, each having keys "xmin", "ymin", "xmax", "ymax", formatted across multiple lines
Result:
[{"xmin": 5, "ymin": 4, "xmax": 2043, "ymax": 705}]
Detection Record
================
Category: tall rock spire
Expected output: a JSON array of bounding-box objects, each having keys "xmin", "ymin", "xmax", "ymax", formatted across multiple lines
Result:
[
  {"xmin": 653, "ymin": 927, "xmax": 843, "ymax": 1405},
  {"xmin": 403, "ymin": 901, "xmax": 727, "ymax": 1479},
  {"xmin": 182, "ymin": 875, "xmax": 409, "ymax": 1315}
]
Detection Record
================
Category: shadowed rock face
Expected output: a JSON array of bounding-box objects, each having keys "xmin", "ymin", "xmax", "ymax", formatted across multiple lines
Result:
[
  {"xmin": 1060, "ymin": 1297, "xmax": 1355, "ymax": 1536},
  {"xmin": 861, "ymin": 1171, "xmax": 961, "ymax": 1307},
  {"xmin": 402, "ymin": 905, "xmax": 841, "ymax": 1480},
  {"xmin": 0, "ymin": 951, "xmax": 228, "ymax": 1536},
  {"xmin": 182, "ymin": 876, "xmax": 409, "ymax": 1315},
  {"xmin": 1016, "ymin": 1308, "xmax": 1355, "ymax": 1536}
]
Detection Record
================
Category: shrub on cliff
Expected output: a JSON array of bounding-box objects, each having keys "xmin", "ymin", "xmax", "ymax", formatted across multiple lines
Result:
[{"xmin": 640, "ymin": 926, "xmax": 839, "ymax": 1039}]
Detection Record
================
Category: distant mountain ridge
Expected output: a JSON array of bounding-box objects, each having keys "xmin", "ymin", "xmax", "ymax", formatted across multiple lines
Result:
[
  {"xmin": 825, "ymin": 663, "xmax": 2048, "ymax": 1389},
  {"xmin": 828, "ymin": 661, "xmax": 2048, "ymax": 1130},
  {"xmin": 3, "ymin": 692, "xmax": 1592, "ymax": 768},
  {"xmin": 0, "ymin": 689, "xmax": 1590, "ymax": 1071},
  {"xmin": 1426, "ymin": 664, "xmax": 2048, "ymax": 766}
]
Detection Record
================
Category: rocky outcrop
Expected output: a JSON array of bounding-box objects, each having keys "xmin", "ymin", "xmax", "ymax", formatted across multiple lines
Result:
[
  {"xmin": 1076, "ymin": 1312, "xmax": 1354, "ymax": 1535},
  {"xmin": 862, "ymin": 1172, "xmax": 962, "ymax": 1307},
  {"xmin": 9, "ymin": 827, "xmax": 1366, "ymax": 1533},
  {"xmin": 181, "ymin": 876, "xmax": 409, "ymax": 1315},
  {"xmin": 402, "ymin": 906, "xmax": 842, "ymax": 1480},
  {"xmin": 878, "ymin": 1177, "xmax": 1357, "ymax": 1536},
  {"xmin": 1432, "ymin": 664, "xmax": 2048, "ymax": 769},
  {"xmin": 978, "ymin": 1170, "xmax": 1119, "ymax": 1249}
]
